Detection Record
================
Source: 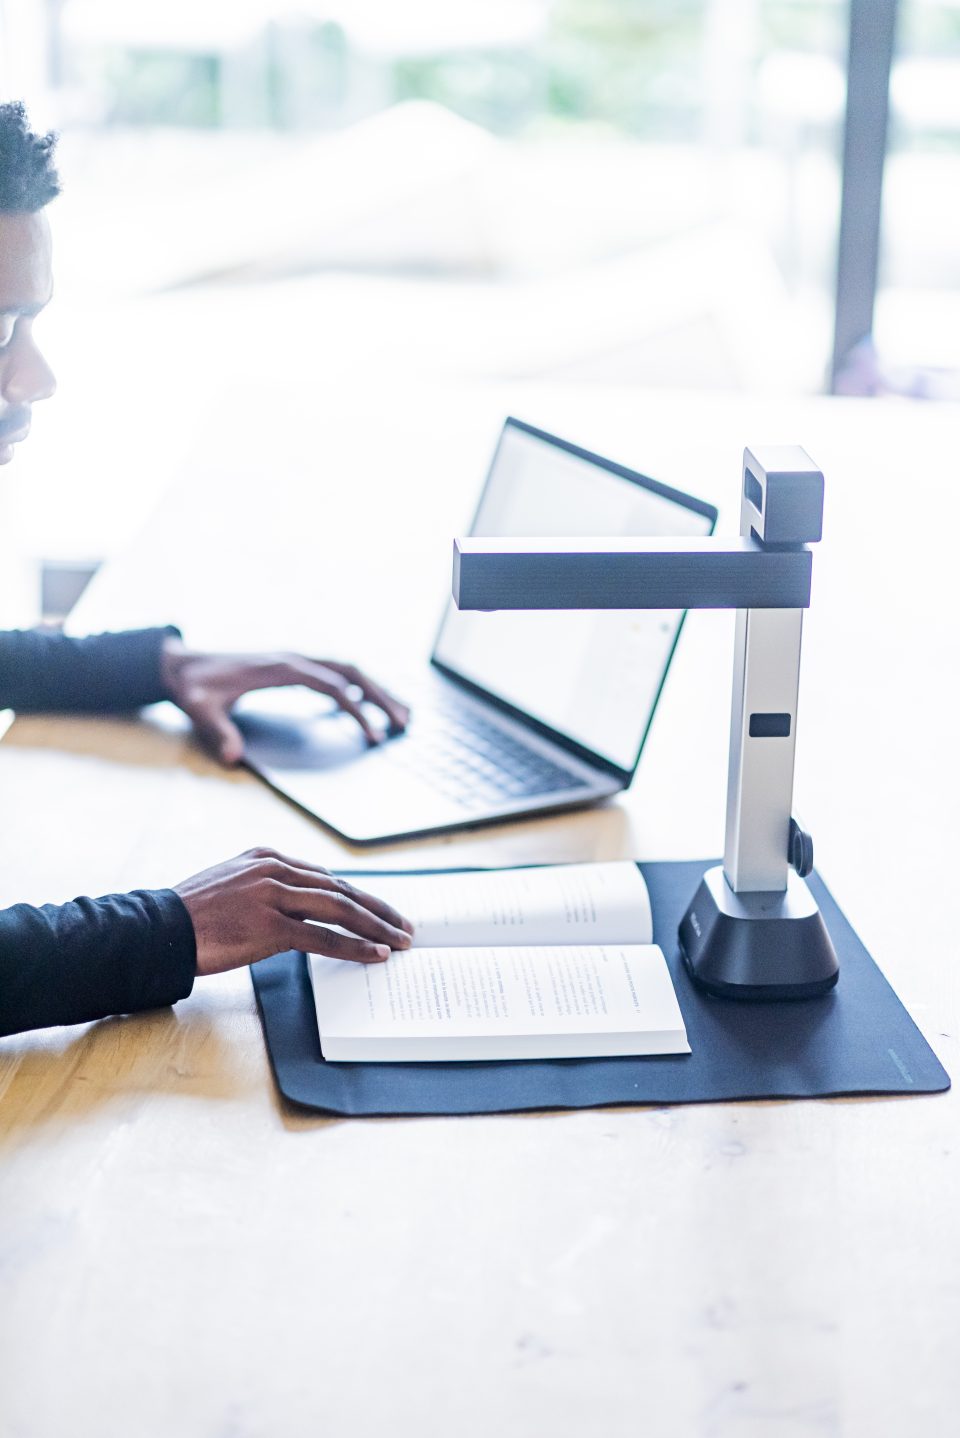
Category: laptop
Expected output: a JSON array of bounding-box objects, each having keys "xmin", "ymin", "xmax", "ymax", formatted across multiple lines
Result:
[{"xmin": 237, "ymin": 417, "xmax": 717, "ymax": 844}]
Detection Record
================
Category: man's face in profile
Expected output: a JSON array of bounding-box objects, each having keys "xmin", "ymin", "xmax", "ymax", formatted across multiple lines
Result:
[{"xmin": 0, "ymin": 209, "xmax": 56, "ymax": 465}]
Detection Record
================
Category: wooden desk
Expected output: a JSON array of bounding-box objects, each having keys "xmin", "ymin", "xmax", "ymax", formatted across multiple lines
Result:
[{"xmin": 2, "ymin": 383, "xmax": 958, "ymax": 1437}]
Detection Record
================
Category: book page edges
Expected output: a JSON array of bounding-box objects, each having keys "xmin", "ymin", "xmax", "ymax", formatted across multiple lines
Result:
[{"xmin": 319, "ymin": 1030, "xmax": 691, "ymax": 1063}]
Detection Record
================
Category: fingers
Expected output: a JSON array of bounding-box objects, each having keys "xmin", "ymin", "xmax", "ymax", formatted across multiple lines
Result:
[
  {"xmin": 275, "ymin": 918, "xmax": 392, "ymax": 964},
  {"xmin": 336, "ymin": 877, "xmax": 415, "ymax": 936},
  {"xmin": 267, "ymin": 863, "xmax": 415, "ymax": 937},
  {"xmin": 312, "ymin": 660, "xmax": 411, "ymax": 737},
  {"xmin": 192, "ymin": 701, "xmax": 246, "ymax": 765},
  {"xmin": 274, "ymin": 882, "xmax": 412, "ymax": 951},
  {"xmin": 282, "ymin": 660, "xmax": 384, "ymax": 745}
]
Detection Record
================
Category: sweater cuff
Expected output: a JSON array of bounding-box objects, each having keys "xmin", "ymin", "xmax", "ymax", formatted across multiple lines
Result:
[{"xmin": 125, "ymin": 888, "xmax": 198, "ymax": 1011}]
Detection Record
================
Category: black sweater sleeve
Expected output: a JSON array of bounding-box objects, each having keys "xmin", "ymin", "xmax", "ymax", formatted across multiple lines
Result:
[
  {"xmin": 0, "ymin": 624, "xmax": 196, "ymax": 1037},
  {"xmin": 0, "ymin": 626, "xmax": 180, "ymax": 713},
  {"xmin": 0, "ymin": 889, "xmax": 197, "ymax": 1037}
]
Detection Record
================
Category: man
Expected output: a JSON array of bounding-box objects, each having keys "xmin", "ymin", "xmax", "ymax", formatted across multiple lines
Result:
[{"xmin": 0, "ymin": 101, "xmax": 413, "ymax": 1039}]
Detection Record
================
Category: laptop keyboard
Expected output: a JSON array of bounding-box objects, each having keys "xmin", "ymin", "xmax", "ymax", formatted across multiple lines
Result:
[{"xmin": 389, "ymin": 700, "xmax": 589, "ymax": 810}]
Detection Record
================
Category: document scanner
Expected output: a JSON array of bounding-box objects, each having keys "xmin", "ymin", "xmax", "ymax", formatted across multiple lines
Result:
[{"xmin": 452, "ymin": 445, "xmax": 839, "ymax": 1001}]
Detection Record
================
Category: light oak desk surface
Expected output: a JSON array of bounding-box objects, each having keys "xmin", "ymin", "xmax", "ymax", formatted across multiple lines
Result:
[{"xmin": 1, "ymin": 383, "xmax": 958, "ymax": 1438}]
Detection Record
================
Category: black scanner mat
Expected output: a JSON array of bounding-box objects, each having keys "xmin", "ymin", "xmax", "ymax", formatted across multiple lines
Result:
[{"xmin": 250, "ymin": 861, "xmax": 949, "ymax": 1116}]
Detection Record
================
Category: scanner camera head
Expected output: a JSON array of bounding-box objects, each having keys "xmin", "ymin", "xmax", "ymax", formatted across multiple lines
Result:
[{"xmin": 742, "ymin": 446, "xmax": 824, "ymax": 546}]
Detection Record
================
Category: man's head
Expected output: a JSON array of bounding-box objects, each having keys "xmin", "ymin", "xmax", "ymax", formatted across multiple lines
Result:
[{"xmin": 0, "ymin": 101, "xmax": 59, "ymax": 464}]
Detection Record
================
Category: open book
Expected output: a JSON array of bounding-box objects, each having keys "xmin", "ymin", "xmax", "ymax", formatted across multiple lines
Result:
[{"xmin": 308, "ymin": 862, "xmax": 690, "ymax": 1062}]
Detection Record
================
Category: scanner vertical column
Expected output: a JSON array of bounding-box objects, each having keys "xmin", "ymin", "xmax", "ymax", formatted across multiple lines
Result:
[
  {"xmin": 723, "ymin": 604, "xmax": 803, "ymax": 893},
  {"xmin": 723, "ymin": 447, "xmax": 811, "ymax": 895}
]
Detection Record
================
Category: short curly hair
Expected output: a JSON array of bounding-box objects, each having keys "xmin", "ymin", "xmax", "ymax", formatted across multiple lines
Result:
[{"xmin": 0, "ymin": 101, "xmax": 60, "ymax": 212}]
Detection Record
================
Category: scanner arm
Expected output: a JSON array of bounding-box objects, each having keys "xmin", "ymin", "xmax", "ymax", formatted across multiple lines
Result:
[{"xmin": 452, "ymin": 535, "xmax": 812, "ymax": 612}]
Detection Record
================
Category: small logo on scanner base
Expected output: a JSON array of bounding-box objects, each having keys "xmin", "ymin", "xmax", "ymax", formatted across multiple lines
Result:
[{"xmin": 689, "ymin": 911, "xmax": 702, "ymax": 938}]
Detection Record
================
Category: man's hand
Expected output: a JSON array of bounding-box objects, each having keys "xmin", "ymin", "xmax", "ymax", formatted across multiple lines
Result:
[
  {"xmin": 174, "ymin": 848, "xmax": 414, "ymax": 976},
  {"xmin": 160, "ymin": 638, "xmax": 410, "ymax": 765}
]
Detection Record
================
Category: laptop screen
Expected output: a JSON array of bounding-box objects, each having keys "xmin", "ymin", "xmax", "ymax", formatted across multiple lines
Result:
[{"xmin": 432, "ymin": 418, "xmax": 717, "ymax": 775}]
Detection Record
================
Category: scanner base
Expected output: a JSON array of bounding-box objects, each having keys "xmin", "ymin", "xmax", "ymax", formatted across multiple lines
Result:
[{"xmin": 679, "ymin": 865, "xmax": 839, "ymax": 1000}]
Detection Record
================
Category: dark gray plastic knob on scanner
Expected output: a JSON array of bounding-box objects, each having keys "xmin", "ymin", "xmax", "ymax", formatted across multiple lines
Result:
[{"xmin": 789, "ymin": 819, "xmax": 814, "ymax": 878}]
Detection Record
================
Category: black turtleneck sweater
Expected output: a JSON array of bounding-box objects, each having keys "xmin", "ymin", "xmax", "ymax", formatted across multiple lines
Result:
[{"xmin": 0, "ymin": 627, "xmax": 196, "ymax": 1037}]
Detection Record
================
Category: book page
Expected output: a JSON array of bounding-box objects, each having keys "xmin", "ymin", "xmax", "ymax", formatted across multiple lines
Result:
[
  {"xmin": 310, "ymin": 942, "xmax": 689, "ymax": 1060},
  {"xmin": 358, "ymin": 862, "xmax": 652, "ymax": 949}
]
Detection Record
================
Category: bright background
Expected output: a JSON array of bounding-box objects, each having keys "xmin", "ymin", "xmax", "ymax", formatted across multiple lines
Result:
[{"xmin": 1, "ymin": 0, "xmax": 958, "ymax": 620}]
